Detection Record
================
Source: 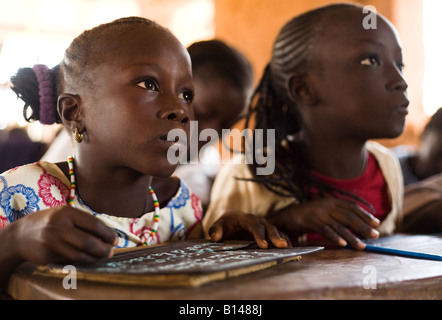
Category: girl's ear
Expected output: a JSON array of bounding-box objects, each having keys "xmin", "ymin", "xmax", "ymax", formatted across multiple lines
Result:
[
  {"xmin": 287, "ymin": 73, "xmax": 318, "ymax": 106},
  {"xmin": 57, "ymin": 93, "xmax": 84, "ymax": 130}
]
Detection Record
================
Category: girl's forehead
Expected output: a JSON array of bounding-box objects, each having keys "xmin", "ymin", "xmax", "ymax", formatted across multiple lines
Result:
[
  {"xmin": 113, "ymin": 26, "xmax": 175, "ymax": 51},
  {"xmin": 104, "ymin": 27, "xmax": 189, "ymax": 65},
  {"xmin": 320, "ymin": 9, "xmax": 397, "ymax": 38},
  {"xmin": 316, "ymin": 11, "xmax": 400, "ymax": 49}
]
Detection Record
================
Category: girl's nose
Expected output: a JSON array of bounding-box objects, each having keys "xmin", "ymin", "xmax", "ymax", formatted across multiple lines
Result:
[
  {"xmin": 159, "ymin": 102, "xmax": 190, "ymax": 125},
  {"xmin": 387, "ymin": 66, "xmax": 408, "ymax": 92},
  {"xmin": 165, "ymin": 109, "xmax": 189, "ymax": 125}
]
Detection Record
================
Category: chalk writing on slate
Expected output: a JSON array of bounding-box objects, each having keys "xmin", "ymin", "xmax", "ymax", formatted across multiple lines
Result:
[
  {"xmin": 92, "ymin": 240, "xmax": 321, "ymax": 274},
  {"xmin": 37, "ymin": 240, "xmax": 323, "ymax": 287}
]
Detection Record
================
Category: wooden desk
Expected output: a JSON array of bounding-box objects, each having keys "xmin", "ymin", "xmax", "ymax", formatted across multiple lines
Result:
[{"xmin": 7, "ymin": 235, "xmax": 442, "ymax": 300}]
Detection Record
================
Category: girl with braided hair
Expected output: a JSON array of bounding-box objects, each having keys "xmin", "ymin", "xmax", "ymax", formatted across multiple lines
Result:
[
  {"xmin": 203, "ymin": 3, "xmax": 409, "ymax": 250},
  {"xmin": 0, "ymin": 17, "xmax": 202, "ymax": 287}
]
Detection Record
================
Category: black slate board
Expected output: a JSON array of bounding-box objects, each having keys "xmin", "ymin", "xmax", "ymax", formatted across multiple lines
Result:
[{"xmin": 36, "ymin": 240, "xmax": 323, "ymax": 287}]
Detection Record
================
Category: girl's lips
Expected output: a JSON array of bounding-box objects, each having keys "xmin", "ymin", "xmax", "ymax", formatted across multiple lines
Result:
[
  {"xmin": 158, "ymin": 135, "xmax": 187, "ymax": 149},
  {"xmin": 397, "ymin": 99, "xmax": 410, "ymax": 116}
]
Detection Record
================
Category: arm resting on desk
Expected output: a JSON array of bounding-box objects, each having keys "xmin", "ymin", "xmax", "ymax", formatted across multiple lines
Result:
[{"xmin": 398, "ymin": 200, "xmax": 442, "ymax": 234}]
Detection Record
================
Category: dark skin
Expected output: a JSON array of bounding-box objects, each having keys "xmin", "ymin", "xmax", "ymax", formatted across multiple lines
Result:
[
  {"xmin": 152, "ymin": 69, "xmax": 249, "ymax": 209},
  {"xmin": 396, "ymin": 128, "xmax": 442, "ymax": 234},
  {"xmin": 407, "ymin": 129, "xmax": 442, "ymax": 181},
  {"xmin": 62, "ymin": 28, "xmax": 193, "ymax": 218},
  {"xmin": 209, "ymin": 210, "xmax": 290, "ymax": 249},
  {"xmin": 399, "ymin": 200, "xmax": 442, "ymax": 234},
  {"xmin": 209, "ymin": 8, "xmax": 408, "ymax": 250},
  {"xmin": 0, "ymin": 26, "xmax": 194, "ymax": 288},
  {"xmin": 191, "ymin": 76, "xmax": 248, "ymax": 154}
]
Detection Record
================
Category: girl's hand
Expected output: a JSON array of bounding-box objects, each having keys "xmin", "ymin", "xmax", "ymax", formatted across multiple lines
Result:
[
  {"xmin": 208, "ymin": 209, "xmax": 291, "ymax": 249},
  {"xmin": 268, "ymin": 198, "xmax": 380, "ymax": 250},
  {"xmin": 11, "ymin": 205, "xmax": 118, "ymax": 265}
]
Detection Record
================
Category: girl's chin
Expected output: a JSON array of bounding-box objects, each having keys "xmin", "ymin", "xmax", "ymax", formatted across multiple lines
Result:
[{"xmin": 152, "ymin": 163, "xmax": 179, "ymax": 179}]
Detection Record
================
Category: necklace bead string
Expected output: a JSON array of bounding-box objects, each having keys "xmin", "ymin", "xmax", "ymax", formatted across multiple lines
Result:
[
  {"xmin": 66, "ymin": 156, "xmax": 160, "ymax": 246},
  {"xmin": 67, "ymin": 156, "xmax": 76, "ymax": 207}
]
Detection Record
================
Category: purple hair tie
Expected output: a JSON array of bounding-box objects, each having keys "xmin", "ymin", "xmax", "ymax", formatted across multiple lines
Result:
[{"xmin": 32, "ymin": 64, "xmax": 56, "ymax": 125}]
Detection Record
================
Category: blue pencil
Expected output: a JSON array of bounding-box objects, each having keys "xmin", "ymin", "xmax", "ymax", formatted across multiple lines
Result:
[{"xmin": 364, "ymin": 244, "xmax": 442, "ymax": 261}]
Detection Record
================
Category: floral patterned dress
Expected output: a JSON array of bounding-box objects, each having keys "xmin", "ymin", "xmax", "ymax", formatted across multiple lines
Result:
[{"xmin": 0, "ymin": 162, "xmax": 202, "ymax": 248}]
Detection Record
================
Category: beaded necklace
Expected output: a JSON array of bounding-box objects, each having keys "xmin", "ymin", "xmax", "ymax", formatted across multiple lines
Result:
[{"xmin": 67, "ymin": 156, "xmax": 160, "ymax": 245}]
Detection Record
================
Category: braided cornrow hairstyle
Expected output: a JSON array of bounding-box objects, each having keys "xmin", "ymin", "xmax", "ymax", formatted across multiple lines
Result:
[
  {"xmin": 243, "ymin": 4, "xmax": 369, "ymax": 204},
  {"xmin": 10, "ymin": 17, "xmax": 166, "ymax": 126}
]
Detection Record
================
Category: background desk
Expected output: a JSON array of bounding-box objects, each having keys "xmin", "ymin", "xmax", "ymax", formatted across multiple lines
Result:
[{"xmin": 7, "ymin": 235, "xmax": 442, "ymax": 300}]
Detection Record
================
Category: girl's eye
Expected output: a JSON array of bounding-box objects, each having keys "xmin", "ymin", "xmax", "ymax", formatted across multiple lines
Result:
[
  {"xmin": 360, "ymin": 56, "xmax": 379, "ymax": 66},
  {"xmin": 178, "ymin": 90, "xmax": 194, "ymax": 103},
  {"xmin": 136, "ymin": 78, "xmax": 159, "ymax": 91}
]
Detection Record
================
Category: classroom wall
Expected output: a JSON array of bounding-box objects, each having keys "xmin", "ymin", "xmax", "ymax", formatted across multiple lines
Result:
[
  {"xmin": 213, "ymin": 0, "xmax": 426, "ymax": 147},
  {"xmin": 0, "ymin": 0, "xmax": 427, "ymax": 147}
]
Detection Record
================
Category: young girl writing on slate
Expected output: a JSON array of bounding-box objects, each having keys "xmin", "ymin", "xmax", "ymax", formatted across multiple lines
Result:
[
  {"xmin": 203, "ymin": 3, "xmax": 408, "ymax": 250},
  {"xmin": 0, "ymin": 17, "xmax": 202, "ymax": 287}
]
